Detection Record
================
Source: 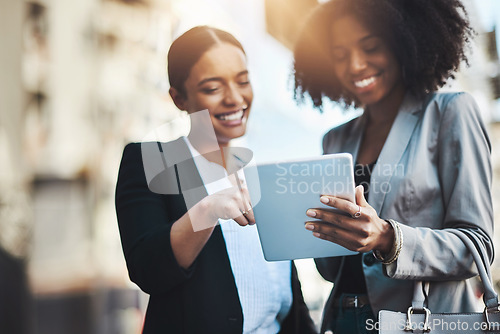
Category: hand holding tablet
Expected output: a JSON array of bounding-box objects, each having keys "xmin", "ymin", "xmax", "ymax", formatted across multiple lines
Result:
[
  {"xmin": 243, "ymin": 153, "xmax": 358, "ymax": 261},
  {"xmin": 306, "ymin": 183, "xmax": 396, "ymax": 256}
]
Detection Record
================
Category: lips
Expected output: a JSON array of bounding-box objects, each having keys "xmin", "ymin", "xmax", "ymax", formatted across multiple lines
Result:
[
  {"xmin": 354, "ymin": 76, "xmax": 377, "ymax": 88},
  {"xmin": 215, "ymin": 109, "xmax": 244, "ymax": 121},
  {"xmin": 214, "ymin": 106, "xmax": 248, "ymax": 125},
  {"xmin": 354, "ymin": 72, "xmax": 383, "ymax": 86}
]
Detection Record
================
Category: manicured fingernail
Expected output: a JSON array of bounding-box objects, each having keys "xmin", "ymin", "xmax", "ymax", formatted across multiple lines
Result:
[
  {"xmin": 320, "ymin": 196, "xmax": 329, "ymax": 204},
  {"xmin": 306, "ymin": 210, "xmax": 316, "ymax": 217},
  {"xmin": 305, "ymin": 223, "xmax": 315, "ymax": 231},
  {"xmin": 313, "ymin": 232, "xmax": 321, "ymax": 238}
]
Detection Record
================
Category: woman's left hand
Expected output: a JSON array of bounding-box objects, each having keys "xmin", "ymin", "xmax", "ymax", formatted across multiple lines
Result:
[{"xmin": 305, "ymin": 185, "xmax": 394, "ymax": 253}]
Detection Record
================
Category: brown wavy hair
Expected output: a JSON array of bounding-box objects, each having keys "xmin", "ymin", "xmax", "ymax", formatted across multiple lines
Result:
[{"xmin": 167, "ymin": 26, "xmax": 245, "ymax": 98}]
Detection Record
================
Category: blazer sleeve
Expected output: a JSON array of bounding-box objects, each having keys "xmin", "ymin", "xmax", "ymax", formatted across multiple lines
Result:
[
  {"xmin": 384, "ymin": 92, "xmax": 494, "ymax": 280},
  {"xmin": 115, "ymin": 143, "xmax": 194, "ymax": 294}
]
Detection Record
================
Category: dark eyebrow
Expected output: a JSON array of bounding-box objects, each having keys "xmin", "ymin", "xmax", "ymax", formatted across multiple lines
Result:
[
  {"xmin": 236, "ymin": 70, "xmax": 249, "ymax": 77},
  {"xmin": 197, "ymin": 70, "xmax": 249, "ymax": 87},
  {"xmin": 197, "ymin": 77, "xmax": 223, "ymax": 87},
  {"xmin": 360, "ymin": 35, "xmax": 380, "ymax": 43}
]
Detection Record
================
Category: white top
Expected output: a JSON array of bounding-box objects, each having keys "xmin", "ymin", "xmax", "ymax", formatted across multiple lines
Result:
[{"xmin": 183, "ymin": 137, "xmax": 292, "ymax": 334}]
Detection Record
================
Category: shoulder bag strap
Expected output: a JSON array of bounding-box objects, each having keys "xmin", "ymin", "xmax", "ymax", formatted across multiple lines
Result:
[{"xmin": 411, "ymin": 229, "xmax": 498, "ymax": 310}]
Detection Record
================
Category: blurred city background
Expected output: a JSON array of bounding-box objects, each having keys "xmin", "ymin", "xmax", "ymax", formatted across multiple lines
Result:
[{"xmin": 1, "ymin": 0, "xmax": 500, "ymax": 333}]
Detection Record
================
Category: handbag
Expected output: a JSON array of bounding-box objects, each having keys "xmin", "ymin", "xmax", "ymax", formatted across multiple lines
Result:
[{"xmin": 378, "ymin": 229, "xmax": 500, "ymax": 334}]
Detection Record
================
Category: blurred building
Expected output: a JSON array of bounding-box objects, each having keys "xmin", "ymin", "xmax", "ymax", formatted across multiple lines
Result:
[
  {"xmin": 1, "ymin": 0, "xmax": 499, "ymax": 333},
  {"xmin": 459, "ymin": 1, "xmax": 500, "ymax": 277},
  {"xmin": 5, "ymin": 0, "xmax": 182, "ymax": 333},
  {"xmin": 0, "ymin": 2, "xmax": 34, "ymax": 333}
]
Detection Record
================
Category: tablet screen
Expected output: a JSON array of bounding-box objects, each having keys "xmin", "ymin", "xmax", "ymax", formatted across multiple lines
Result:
[{"xmin": 244, "ymin": 153, "xmax": 358, "ymax": 261}]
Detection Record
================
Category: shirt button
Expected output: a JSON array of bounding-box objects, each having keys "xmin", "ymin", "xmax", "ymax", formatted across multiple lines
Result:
[{"xmin": 363, "ymin": 253, "xmax": 376, "ymax": 266}]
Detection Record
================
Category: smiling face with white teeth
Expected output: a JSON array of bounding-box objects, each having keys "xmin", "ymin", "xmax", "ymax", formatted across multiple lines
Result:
[
  {"xmin": 329, "ymin": 15, "xmax": 405, "ymax": 111},
  {"xmin": 170, "ymin": 42, "xmax": 253, "ymax": 147}
]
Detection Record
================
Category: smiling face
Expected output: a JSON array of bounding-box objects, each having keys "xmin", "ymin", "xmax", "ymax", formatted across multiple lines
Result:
[
  {"xmin": 329, "ymin": 15, "xmax": 404, "ymax": 109},
  {"xmin": 173, "ymin": 42, "xmax": 253, "ymax": 146}
]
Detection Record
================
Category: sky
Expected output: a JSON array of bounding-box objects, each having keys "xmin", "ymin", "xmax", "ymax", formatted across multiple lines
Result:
[{"xmin": 474, "ymin": 0, "xmax": 500, "ymax": 33}]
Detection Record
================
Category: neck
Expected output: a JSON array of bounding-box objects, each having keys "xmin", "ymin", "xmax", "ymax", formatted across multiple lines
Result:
[
  {"xmin": 218, "ymin": 141, "xmax": 229, "ymax": 150},
  {"xmin": 187, "ymin": 132, "xmax": 229, "ymax": 168},
  {"xmin": 365, "ymin": 86, "xmax": 406, "ymax": 126},
  {"xmin": 215, "ymin": 141, "xmax": 229, "ymax": 169}
]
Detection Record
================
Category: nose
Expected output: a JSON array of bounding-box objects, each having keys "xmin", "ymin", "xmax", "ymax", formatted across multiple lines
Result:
[
  {"xmin": 349, "ymin": 49, "xmax": 368, "ymax": 74},
  {"xmin": 223, "ymin": 83, "xmax": 245, "ymax": 106}
]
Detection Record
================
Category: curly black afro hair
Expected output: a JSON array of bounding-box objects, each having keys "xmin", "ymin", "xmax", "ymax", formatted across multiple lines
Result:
[{"xmin": 293, "ymin": 0, "xmax": 474, "ymax": 109}]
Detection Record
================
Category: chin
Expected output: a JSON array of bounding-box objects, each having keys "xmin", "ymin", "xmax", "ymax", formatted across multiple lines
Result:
[
  {"xmin": 216, "ymin": 129, "xmax": 246, "ymax": 144},
  {"xmin": 358, "ymin": 91, "xmax": 386, "ymax": 106},
  {"xmin": 229, "ymin": 130, "xmax": 247, "ymax": 141}
]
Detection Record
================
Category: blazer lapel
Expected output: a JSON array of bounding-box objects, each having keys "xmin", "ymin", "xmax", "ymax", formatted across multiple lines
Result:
[
  {"xmin": 346, "ymin": 115, "xmax": 367, "ymax": 164},
  {"xmin": 369, "ymin": 93, "xmax": 423, "ymax": 214}
]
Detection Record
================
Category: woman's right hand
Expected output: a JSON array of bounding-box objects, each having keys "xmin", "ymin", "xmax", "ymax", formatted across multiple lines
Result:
[
  {"xmin": 201, "ymin": 186, "xmax": 255, "ymax": 227},
  {"xmin": 171, "ymin": 184, "xmax": 255, "ymax": 269}
]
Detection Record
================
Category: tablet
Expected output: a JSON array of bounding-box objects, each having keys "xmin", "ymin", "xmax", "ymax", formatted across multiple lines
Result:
[{"xmin": 243, "ymin": 153, "xmax": 358, "ymax": 261}]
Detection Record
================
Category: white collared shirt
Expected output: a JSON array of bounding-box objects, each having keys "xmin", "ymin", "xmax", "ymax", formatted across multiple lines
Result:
[{"xmin": 183, "ymin": 137, "xmax": 292, "ymax": 334}]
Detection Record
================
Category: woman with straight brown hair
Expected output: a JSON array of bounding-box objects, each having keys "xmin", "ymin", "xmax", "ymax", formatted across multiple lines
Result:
[{"xmin": 116, "ymin": 26, "xmax": 316, "ymax": 334}]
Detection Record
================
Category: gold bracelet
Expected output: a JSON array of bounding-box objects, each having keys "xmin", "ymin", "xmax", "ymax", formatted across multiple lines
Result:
[
  {"xmin": 388, "ymin": 220, "xmax": 403, "ymax": 264},
  {"xmin": 373, "ymin": 219, "xmax": 403, "ymax": 265}
]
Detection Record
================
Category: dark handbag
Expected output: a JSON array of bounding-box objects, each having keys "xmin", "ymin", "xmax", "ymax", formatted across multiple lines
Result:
[{"xmin": 378, "ymin": 229, "xmax": 500, "ymax": 333}]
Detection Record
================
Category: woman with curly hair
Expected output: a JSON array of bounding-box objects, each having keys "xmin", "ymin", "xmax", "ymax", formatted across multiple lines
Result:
[{"xmin": 294, "ymin": 0, "xmax": 494, "ymax": 333}]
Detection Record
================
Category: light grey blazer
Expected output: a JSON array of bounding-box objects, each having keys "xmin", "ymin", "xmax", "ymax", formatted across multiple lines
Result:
[{"xmin": 317, "ymin": 91, "xmax": 494, "ymax": 332}]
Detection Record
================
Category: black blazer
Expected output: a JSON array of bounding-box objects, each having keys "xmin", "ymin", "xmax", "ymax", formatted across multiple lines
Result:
[{"xmin": 115, "ymin": 141, "xmax": 316, "ymax": 334}]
